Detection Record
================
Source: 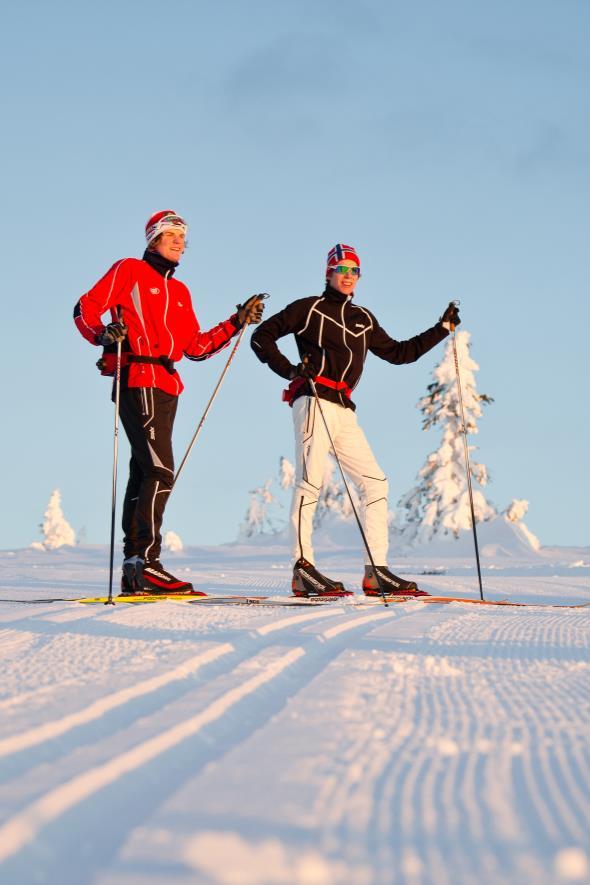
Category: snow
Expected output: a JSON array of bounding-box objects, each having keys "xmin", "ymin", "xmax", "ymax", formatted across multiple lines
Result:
[{"xmin": 0, "ymin": 540, "xmax": 588, "ymax": 884}]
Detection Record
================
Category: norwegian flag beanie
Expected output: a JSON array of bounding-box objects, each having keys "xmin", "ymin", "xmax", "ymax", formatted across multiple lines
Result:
[{"xmin": 326, "ymin": 243, "xmax": 360, "ymax": 279}]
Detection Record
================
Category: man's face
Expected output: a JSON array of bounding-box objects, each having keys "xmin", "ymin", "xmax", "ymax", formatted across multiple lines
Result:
[
  {"xmin": 153, "ymin": 230, "xmax": 186, "ymax": 262},
  {"xmin": 329, "ymin": 259, "xmax": 361, "ymax": 296}
]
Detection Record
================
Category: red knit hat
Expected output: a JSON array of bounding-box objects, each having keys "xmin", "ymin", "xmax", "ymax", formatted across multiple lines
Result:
[
  {"xmin": 326, "ymin": 243, "xmax": 360, "ymax": 279},
  {"xmin": 145, "ymin": 210, "xmax": 188, "ymax": 245}
]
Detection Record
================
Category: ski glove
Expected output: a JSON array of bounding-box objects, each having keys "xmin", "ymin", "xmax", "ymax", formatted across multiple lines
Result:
[
  {"xmin": 440, "ymin": 302, "xmax": 461, "ymax": 331},
  {"xmin": 236, "ymin": 293, "xmax": 267, "ymax": 326},
  {"xmin": 98, "ymin": 322, "xmax": 128, "ymax": 346},
  {"xmin": 290, "ymin": 356, "xmax": 318, "ymax": 380}
]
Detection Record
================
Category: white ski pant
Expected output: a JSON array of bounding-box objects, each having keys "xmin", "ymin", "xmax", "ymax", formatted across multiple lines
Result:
[{"xmin": 290, "ymin": 396, "xmax": 389, "ymax": 566}]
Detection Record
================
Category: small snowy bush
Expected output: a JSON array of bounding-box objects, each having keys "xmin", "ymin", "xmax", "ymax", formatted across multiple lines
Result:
[
  {"xmin": 163, "ymin": 531, "xmax": 184, "ymax": 552},
  {"xmin": 33, "ymin": 489, "xmax": 76, "ymax": 550}
]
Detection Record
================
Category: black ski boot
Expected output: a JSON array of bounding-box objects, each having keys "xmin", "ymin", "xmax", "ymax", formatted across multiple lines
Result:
[
  {"xmin": 292, "ymin": 558, "xmax": 352, "ymax": 598},
  {"xmin": 363, "ymin": 565, "xmax": 430, "ymax": 597},
  {"xmin": 135, "ymin": 559, "xmax": 205, "ymax": 596},
  {"xmin": 120, "ymin": 556, "xmax": 141, "ymax": 595}
]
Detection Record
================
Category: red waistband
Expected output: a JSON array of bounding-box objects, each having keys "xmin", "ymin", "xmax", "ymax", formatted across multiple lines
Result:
[{"xmin": 282, "ymin": 375, "xmax": 352, "ymax": 407}]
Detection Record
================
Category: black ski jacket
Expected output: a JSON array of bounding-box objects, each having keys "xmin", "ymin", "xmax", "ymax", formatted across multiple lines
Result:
[{"xmin": 250, "ymin": 285, "xmax": 449, "ymax": 410}]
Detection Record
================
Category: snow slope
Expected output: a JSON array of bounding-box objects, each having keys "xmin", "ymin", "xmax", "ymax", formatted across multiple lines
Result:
[{"xmin": 0, "ymin": 544, "xmax": 589, "ymax": 885}]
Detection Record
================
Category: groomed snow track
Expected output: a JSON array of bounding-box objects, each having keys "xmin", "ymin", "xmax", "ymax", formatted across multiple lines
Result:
[{"xmin": 0, "ymin": 575, "xmax": 588, "ymax": 884}]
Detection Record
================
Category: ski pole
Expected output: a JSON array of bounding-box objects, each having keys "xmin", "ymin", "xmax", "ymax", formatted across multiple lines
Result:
[
  {"xmin": 308, "ymin": 378, "xmax": 389, "ymax": 607},
  {"xmin": 173, "ymin": 295, "xmax": 269, "ymax": 491},
  {"xmin": 106, "ymin": 338, "xmax": 122, "ymax": 605},
  {"xmin": 449, "ymin": 301, "xmax": 484, "ymax": 601}
]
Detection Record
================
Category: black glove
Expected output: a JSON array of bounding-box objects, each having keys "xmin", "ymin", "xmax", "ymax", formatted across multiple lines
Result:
[
  {"xmin": 98, "ymin": 322, "xmax": 127, "ymax": 346},
  {"xmin": 440, "ymin": 302, "xmax": 461, "ymax": 330},
  {"xmin": 290, "ymin": 355, "xmax": 317, "ymax": 380},
  {"xmin": 236, "ymin": 293, "xmax": 268, "ymax": 326}
]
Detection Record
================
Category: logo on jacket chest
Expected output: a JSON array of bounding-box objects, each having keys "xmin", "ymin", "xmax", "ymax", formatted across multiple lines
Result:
[{"xmin": 150, "ymin": 287, "xmax": 160, "ymax": 295}]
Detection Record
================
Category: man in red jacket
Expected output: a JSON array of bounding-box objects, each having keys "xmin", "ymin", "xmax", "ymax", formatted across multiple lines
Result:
[{"xmin": 75, "ymin": 210, "xmax": 264, "ymax": 595}]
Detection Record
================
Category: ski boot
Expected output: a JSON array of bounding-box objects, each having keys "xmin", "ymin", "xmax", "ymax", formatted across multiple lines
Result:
[
  {"xmin": 120, "ymin": 556, "xmax": 141, "ymax": 595},
  {"xmin": 292, "ymin": 558, "xmax": 352, "ymax": 598},
  {"xmin": 130, "ymin": 559, "xmax": 205, "ymax": 596},
  {"xmin": 363, "ymin": 565, "xmax": 430, "ymax": 598}
]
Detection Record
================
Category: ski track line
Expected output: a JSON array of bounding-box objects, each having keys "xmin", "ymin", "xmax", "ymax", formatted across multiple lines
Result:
[
  {"xmin": 534, "ymin": 726, "xmax": 588, "ymax": 843},
  {"xmin": 485, "ymin": 620, "xmax": 590, "ymax": 843},
  {"xmin": 255, "ymin": 605, "xmax": 352, "ymax": 635},
  {"xmin": 0, "ymin": 606, "xmax": 391, "ymax": 759},
  {"xmin": 0, "ymin": 643, "xmax": 233, "ymax": 759},
  {"xmin": 0, "ymin": 646, "xmax": 305, "ymax": 864},
  {"xmin": 0, "ymin": 628, "xmax": 37, "ymax": 657},
  {"xmin": 398, "ymin": 680, "xmax": 492, "ymax": 881},
  {"xmin": 319, "ymin": 608, "xmax": 397, "ymax": 639},
  {"xmin": 0, "ymin": 608, "xmax": 418, "ymax": 870}
]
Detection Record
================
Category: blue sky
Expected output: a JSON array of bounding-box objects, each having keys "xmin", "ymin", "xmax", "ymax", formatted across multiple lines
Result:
[{"xmin": 1, "ymin": 0, "xmax": 588, "ymax": 550}]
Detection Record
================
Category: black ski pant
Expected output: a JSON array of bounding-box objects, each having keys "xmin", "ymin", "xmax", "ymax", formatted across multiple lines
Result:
[{"xmin": 119, "ymin": 387, "xmax": 178, "ymax": 563}]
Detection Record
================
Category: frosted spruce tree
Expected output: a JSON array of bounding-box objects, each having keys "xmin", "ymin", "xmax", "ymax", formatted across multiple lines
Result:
[
  {"xmin": 399, "ymin": 330, "xmax": 496, "ymax": 545},
  {"xmin": 279, "ymin": 456, "xmax": 295, "ymax": 491},
  {"xmin": 32, "ymin": 489, "xmax": 76, "ymax": 550},
  {"xmin": 504, "ymin": 499, "xmax": 540, "ymax": 551},
  {"xmin": 239, "ymin": 479, "xmax": 281, "ymax": 539},
  {"xmin": 239, "ymin": 458, "xmax": 295, "ymax": 540}
]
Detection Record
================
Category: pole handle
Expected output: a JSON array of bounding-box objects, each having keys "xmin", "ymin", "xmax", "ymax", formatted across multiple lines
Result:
[
  {"xmin": 242, "ymin": 292, "xmax": 270, "ymax": 325},
  {"xmin": 448, "ymin": 299, "xmax": 460, "ymax": 333}
]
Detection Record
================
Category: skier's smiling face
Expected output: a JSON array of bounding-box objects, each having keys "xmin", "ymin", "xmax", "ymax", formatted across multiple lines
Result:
[
  {"xmin": 153, "ymin": 230, "xmax": 186, "ymax": 262},
  {"xmin": 329, "ymin": 260, "xmax": 360, "ymax": 297}
]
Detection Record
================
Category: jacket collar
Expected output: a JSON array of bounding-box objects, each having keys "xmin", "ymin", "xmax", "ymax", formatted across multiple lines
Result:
[
  {"xmin": 323, "ymin": 283, "xmax": 352, "ymax": 304},
  {"xmin": 142, "ymin": 249, "xmax": 178, "ymax": 278}
]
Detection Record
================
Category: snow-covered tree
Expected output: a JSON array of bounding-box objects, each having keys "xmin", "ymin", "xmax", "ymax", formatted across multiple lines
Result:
[
  {"xmin": 505, "ymin": 499, "xmax": 528, "ymax": 523},
  {"xmin": 239, "ymin": 479, "xmax": 281, "ymax": 539},
  {"xmin": 163, "ymin": 530, "xmax": 183, "ymax": 552},
  {"xmin": 504, "ymin": 499, "xmax": 540, "ymax": 550},
  {"xmin": 279, "ymin": 457, "xmax": 295, "ymax": 490},
  {"xmin": 399, "ymin": 330, "xmax": 496, "ymax": 544},
  {"xmin": 32, "ymin": 489, "xmax": 76, "ymax": 550}
]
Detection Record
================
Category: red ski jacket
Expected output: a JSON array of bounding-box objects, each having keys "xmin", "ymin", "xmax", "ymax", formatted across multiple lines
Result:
[{"xmin": 74, "ymin": 257, "xmax": 239, "ymax": 395}]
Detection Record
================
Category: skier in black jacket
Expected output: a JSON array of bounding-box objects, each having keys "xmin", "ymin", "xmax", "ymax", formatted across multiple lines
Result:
[{"xmin": 251, "ymin": 243, "xmax": 460, "ymax": 597}]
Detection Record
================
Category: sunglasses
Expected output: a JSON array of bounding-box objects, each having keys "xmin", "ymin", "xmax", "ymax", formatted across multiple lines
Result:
[
  {"xmin": 147, "ymin": 214, "xmax": 188, "ymax": 241},
  {"xmin": 331, "ymin": 265, "xmax": 360, "ymax": 276},
  {"xmin": 160, "ymin": 215, "xmax": 186, "ymax": 228}
]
